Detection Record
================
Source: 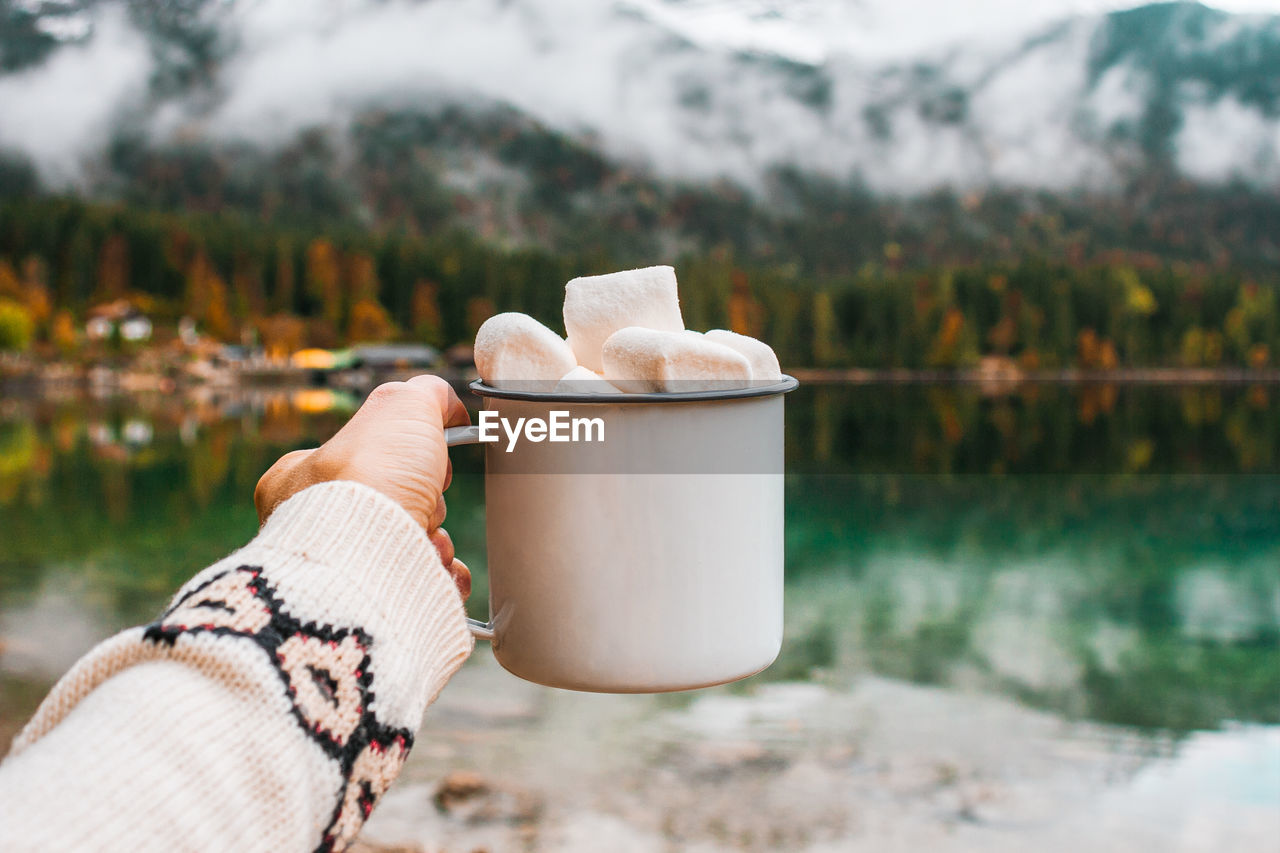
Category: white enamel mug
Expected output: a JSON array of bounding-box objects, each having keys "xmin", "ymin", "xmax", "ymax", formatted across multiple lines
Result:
[{"xmin": 444, "ymin": 376, "xmax": 797, "ymax": 693}]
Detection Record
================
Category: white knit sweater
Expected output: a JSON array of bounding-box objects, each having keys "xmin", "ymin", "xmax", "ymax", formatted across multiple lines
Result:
[{"xmin": 0, "ymin": 481, "xmax": 474, "ymax": 852}]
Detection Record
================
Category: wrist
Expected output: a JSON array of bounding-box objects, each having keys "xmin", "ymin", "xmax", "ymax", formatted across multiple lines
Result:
[{"xmin": 244, "ymin": 479, "xmax": 473, "ymax": 721}]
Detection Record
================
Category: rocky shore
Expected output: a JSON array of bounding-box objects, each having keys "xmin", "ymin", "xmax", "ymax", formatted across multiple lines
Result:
[
  {"xmin": 0, "ymin": 353, "xmax": 476, "ymax": 398},
  {"xmin": 5, "ymin": 352, "xmax": 1277, "ymax": 402},
  {"xmin": 352, "ymin": 655, "xmax": 1278, "ymax": 853}
]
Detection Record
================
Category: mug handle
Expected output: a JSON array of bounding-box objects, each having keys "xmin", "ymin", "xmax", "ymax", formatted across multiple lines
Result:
[{"xmin": 444, "ymin": 425, "xmax": 494, "ymax": 641}]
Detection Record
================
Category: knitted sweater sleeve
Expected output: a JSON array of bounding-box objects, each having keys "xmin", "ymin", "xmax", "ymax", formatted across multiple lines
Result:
[{"xmin": 0, "ymin": 481, "xmax": 474, "ymax": 853}]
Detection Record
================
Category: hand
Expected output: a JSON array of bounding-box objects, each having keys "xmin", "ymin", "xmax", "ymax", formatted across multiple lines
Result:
[{"xmin": 254, "ymin": 375, "xmax": 473, "ymax": 599}]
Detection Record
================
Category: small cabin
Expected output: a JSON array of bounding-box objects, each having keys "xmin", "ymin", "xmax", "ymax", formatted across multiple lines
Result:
[{"xmin": 86, "ymin": 300, "xmax": 152, "ymax": 342}]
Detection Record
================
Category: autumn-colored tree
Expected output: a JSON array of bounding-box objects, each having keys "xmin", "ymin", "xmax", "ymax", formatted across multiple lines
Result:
[
  {"xmin": 1112, "ymin": 266, "xmax": 1156, "ymax": 364},
  {"xmin": 1180, "ymin": 327, "xmax": 1206, "ymax": 367},
  {"xmin": 727, "ymin": 269, "xmax": 764, "ymax": 338},
  {"xmin": 926, "ymin": 307, "xmax": 971, "ymax": 368},
  {"xmin": 1224, "ymin": 281, "xmax": 1277, "ymax": 363},
  {"xmin": 347, "ymin": 297, "xmax": 395, "ymax": 343},
  {"xmin": 50, "ymin": 310, "xmax": 78, "ymax": 356},
  {"xmin": 346, "ymin": 251, "xmax": 379, "ymax": 305},
  {"xmin": 257, "ymin": 313, "xmax": 306, "ymax": 361},
  {"xmin": 20, "ymin": 256, "xmax": 52, "ymax": 331},
  {"xmin": 3, "ymin": 196, "xmax": 1280, "ymax": 369},
  {"xmin": 986, "ymin": 285, "xmax": 1023, "ymax": 355},
  {"xmin": 465, "ymin": 296, "xmax": 496, "ymax": 338},
  {"xmin": 812, "ymin": 290, "xmax": 840, "ymax": 366},
  {"xmin": 1077, "ymin": 327, "xmax": 1119, "ymax": 370},
  {"xmin": 186, "ymin": 252, "xmax": 235, "ymax": 341},
  {"xmin": 1077, "ymin": 328, "xmax": 1099, "ymax": 368},
  {"xmin": 0, "ymin": 300, "xmax": 33, "ymax": 352},
  {"xmin": 0, "ymin": 260, "xmax": 19, "ymax": 300},
  {"xmin": 250, "ymin": 315, "xmax": 300, "ymax": 361},
  {"xmin": 411, "ymin": 279, "xmax": 444, "ymax": 346},
  {"xmin": 1097, "ymin": 340, "xmax": 1119, "ymax": 370},
  {"xmin": 305, "ymin": 238, "xmax": 343, "ymax": 330}
]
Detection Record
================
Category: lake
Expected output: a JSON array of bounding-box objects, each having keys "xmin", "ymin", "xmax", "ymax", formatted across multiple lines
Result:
[{"xmin": 1, "ymin": 381, "xmax": 1277, "ymax": 851}]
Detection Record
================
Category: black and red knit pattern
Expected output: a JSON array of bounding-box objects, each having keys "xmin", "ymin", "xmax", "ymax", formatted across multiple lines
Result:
[{"xmin": 143, "ymin": 565, "xmax": 412, "ymax": 853}]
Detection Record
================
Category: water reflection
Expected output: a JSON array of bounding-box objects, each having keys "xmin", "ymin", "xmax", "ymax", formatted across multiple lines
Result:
[
  {"xmin": 0, "ymin": 383, "xmax": 1277, "ymax": 744},
  {"xmin": 779, "ymin": 520, "xmax": 1279, "ymax": 732},
  {"xmin": 791, "ymin": 382, "xmax": 1277, "ymax": 474}
]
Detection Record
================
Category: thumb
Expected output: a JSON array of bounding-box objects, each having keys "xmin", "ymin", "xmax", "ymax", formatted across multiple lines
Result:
[{"xmin": 255, "ymin": 448, "xmax": 317, "ymax": 524}]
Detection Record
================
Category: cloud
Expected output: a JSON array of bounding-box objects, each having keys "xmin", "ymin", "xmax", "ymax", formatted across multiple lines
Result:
[
  {"xmin": 178, "ymin": 0, "xmax": 822, "ymax": 181},
  {"xmin": 199, "ymin": 0, "xmax": 634, "ymax": 144},
  {"xmin": 172, "ymin": 0, "xmax": 1140, "ymax": 190},
  {"xmin": 1177, "ymin": 93, "xmax": 1280, "ymax": 183},
  {"xmin": 3, "ymin": 0, "xmax": 1279, "ymax": 193},
  {"xmin": 0, "ymin": 5, "xmax": 152, "ymax": 185},
  {"xmin": 175, "ymin": 0, "xmax": 1000, "ymax": 186}
]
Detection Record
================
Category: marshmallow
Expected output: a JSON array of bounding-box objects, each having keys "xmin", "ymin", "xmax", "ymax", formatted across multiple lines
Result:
[
  {"xmin": 555, "ymin": 366, "xmax": 622, "ymax": 394},
  {"xmin": 563, "ymin": 266, "xmax": 684, "ymax": 372},
  {"xmin": 474, "ymin": 312, "xmax": 578, "ymax": 390},
  {"xmin": 602, "ymin": 327, "xmax": 753, "ymax": 393},
  {"xmin": 704, "ymin": 330, "xmax": 783, "ymax": 382}
]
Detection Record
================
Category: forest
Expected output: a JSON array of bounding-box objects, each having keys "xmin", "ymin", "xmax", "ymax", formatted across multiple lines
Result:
[{"xmin": 0, "ymin": 195, "xmax": 1276, "ymax": 370}]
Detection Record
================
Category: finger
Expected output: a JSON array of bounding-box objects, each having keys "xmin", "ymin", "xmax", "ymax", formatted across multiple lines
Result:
[
  {"xmin": 443, "ymin": 392, "xmax": 471, "ymax": 429},
  {"xmin": 350, "ymin": 378, "xmax": 467, "ymax": 443},
  {"xmin": 429, "ymin": 526, "xmax": 455, "ymax": 567},
  {"xmin": 448, "ymin": 557, "xmax": 471, "ymax": 600},
  {"xmin": 350, "ymin": 381, "xmax": 407, "ymax": 419},
  {"xmin": 443, "ymin": 457, "xmax": 453, "ymax": 492},
  {"xmin": 254, "ymin": 448, "xmax": 316, "ymax": 523},
  {"xmin": 276, "ymin": 448, "xmax": 317, "ymax": 470},
  {"xmin": 323, "ymin": 382, "xmax": 407, "ymax": 452},
  {"xmin": 405, "ymin": 374, "xmax": 470, "ymax": 429},
  {"xmin": 428, "ymin": 494, "xmax": 448, "ymax": 531}
]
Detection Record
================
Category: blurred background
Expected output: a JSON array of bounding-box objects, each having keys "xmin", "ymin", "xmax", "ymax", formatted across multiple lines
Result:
[{"xmin": 0, "ymin": 1, "xmax": 1277, "ymax": 851}]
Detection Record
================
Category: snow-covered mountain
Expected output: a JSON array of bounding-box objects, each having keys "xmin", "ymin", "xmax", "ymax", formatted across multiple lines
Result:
[{"xmin": 1, "ymin": 0, "xmax": 1278, "ymax": 194}]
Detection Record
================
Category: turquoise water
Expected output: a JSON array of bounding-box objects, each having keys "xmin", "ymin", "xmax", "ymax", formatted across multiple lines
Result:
[
  {"xmin": 0, "ymin": 382, "xmax": 1276, "ymax": 741},
  {"xmin": 1, "ymin": 381, "xmax": 1277, "ymax": 848}
]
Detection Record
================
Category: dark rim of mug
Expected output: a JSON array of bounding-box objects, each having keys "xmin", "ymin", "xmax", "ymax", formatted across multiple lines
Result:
[{"xmin": 468, "ymin": 375, "xmax": 799, "ymax": 403}]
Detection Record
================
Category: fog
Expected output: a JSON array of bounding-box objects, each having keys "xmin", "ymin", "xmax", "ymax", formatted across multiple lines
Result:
[
  {"xmin": 0, "ymin": 5, "xmax": 151, "ymax": 183},
  {"xmin": 2, "ymin": 0, "xmax": 1278, "ymax": 191}
]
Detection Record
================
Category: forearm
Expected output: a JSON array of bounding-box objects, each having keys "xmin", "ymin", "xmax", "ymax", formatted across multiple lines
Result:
[{"xmin": 0, "ymin": 481, "xmax": 473, "ymax": 853}]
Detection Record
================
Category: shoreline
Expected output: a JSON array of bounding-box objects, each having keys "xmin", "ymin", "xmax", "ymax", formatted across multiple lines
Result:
[
  {"xmin": 0, "ymin": 359, "xmax": 478, "ymax": 397},
  {"xmin": 789, "ymin": 366, "xmax": 1280, "ymax": 384},
  {"xmin": 3, "ymin": 359, "xmax": 1277, "ymax": 396}
]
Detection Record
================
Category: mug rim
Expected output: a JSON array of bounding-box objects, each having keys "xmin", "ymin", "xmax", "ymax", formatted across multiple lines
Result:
[{"xmin": 469, "ymin": 375, "xmax": 799, "ymax": 403}]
